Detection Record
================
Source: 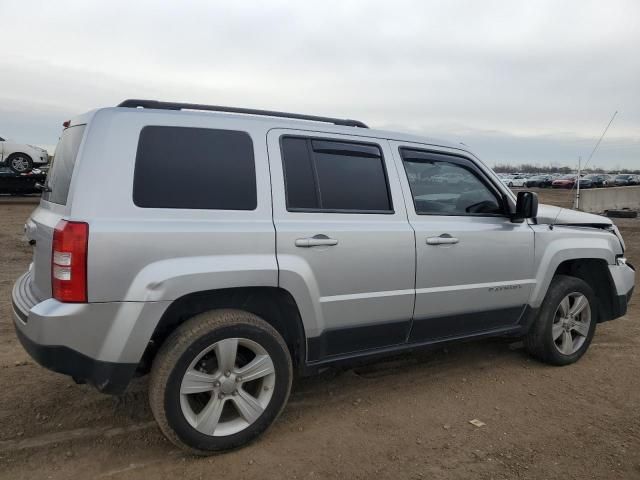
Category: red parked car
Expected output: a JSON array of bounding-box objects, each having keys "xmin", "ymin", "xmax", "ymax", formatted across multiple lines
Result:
[{"xmin": 552, "ymin": 175, "xmax": 593, "ymax": 189}]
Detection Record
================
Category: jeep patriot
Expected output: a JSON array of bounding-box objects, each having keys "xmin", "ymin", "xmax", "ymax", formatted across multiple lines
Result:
[{"xmin": 12, "ymin": 100, "xmax": 635, "ymax": 453}]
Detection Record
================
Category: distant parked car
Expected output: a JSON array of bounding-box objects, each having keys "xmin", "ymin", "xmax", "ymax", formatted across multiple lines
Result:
[
  {"xmin": 552, "ymin": 175, "xmax": 592, "ymax": 189},
  {"xmin": 501, "ymin": 175, "xmax": 527, "ymax": 188},
  {"xmin": 0, "ymin": 166, "xmax": 48, "ymax": 195},
  {"xmin": 552, "ymin": 175, "xmax": 576, "ymax": 189},
  {"xmin": 613, "ymin": 174, "xmax": 640, "ymax": 186},
  {"xmin": 0, "ymin": 135, "xmax": 49, "ymax": 173},
  {"xmin": 526, "ymin": 175, "xmax": 553, "ymax": 188},
  {"xmin": 583, "ymin": 174, "xmax": 610, "ymax": 188}
]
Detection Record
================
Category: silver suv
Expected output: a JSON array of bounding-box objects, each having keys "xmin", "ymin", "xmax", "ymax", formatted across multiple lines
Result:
[{"xmin": 12, "ymin": 100, "xmax": 635, "ymax": 454}]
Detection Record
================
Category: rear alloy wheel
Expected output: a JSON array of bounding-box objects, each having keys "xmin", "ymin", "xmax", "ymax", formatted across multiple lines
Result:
[
  {"xmin": 524, "ymin": 275, "xmax": 597, "ymax": 365},
  {"xmin": 149, "ymin": 309, "xmax": 292, "ymax": 455},
  {"xmin": 8, "ymin": 154, "xmax": 33, "ymax": 173},
  {"xmin": 179, "ymin": 337, "xmax": 276, "ymax": 437}
]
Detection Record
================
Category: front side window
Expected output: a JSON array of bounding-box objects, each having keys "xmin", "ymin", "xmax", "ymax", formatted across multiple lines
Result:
[
  {"xmin": 133, "ymin": 126, "xmax": 256, "ymax": 210},
  {"xmin": 400, "ymin": 149, "xmax": 504, "ymax": 216},
  {"xmin": 281, "ymin": 136, "xmax": 392, "ymax": 213}
]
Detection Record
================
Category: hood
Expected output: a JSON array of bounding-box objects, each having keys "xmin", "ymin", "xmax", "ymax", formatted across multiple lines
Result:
[{"xmin": 535, "ymin": 204, "xmax": 613, "ymax": 227}]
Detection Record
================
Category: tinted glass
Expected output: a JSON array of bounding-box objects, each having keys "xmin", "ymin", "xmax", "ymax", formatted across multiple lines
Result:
[
  {"xmin": 313, "ymin": 151, "xmax": 390, "ymax": 211},
  {"xmin": 401, "ymin": 150, "xmax": 502, "ymax": 215},
  {"xmin": 43, "ymin": 125, "xmax": 86, "ymax": 205},
  {"xmin": 133, "ymin": 126, "xmax": 256, "ymax": 210},
  {"xmin": 281, "ymin": 137, "xmax": 318, "ymax": 209},
  {"xmin": 281, "ymin": 137, "xmax": 392, "ymax": 212}
]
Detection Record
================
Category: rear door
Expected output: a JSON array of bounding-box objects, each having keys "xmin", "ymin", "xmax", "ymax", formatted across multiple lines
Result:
[
  {"xmin": 25, "ymin": 124, "xmax": 86, "ymax": 300},
  {"xmin": 391, "ymin": 142, "xmax": 535, "ymax": 341},
  {"xmin": 268, "ymin": 130, "xmax": 415, "ymax": 361}
]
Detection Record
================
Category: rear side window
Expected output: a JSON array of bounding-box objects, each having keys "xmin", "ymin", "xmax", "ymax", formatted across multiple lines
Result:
[
  {"xmin": 43, "ymin": 125, "xmax": 86, "ymax": 205},
  {"xmin": 133, "ymin": 126, "xmax": 256, "ymax": 210},
  {"xmin": 281, "ymin": 136, "xmax": 392, "ymax": 213}
]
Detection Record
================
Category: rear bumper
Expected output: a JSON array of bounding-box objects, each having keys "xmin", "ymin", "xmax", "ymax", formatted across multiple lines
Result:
[
  {"xmin": 12, "ymin": 271, "xmax": 169, "ymax": 394},
  {"xmin": 14, "ymin": 327, "xmax": 136, "ymax": 394}
]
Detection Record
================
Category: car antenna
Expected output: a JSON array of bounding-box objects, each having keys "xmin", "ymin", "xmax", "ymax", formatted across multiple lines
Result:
[{"xmin": 549, "ymin": 110, "xmax": 618, "ymax": 230}]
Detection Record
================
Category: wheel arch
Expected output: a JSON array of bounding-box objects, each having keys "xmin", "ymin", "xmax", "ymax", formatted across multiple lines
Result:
[
  {"xmin": 6, "ymin": 151, "xmax": 33, "ymax": 161},
  {"xmin": 552, "ymin": 258, "xmax": 617, "ymax": 322},
  {"xmin": 139, "ymin": 286, "xmax": 307, "ymax": 375}
]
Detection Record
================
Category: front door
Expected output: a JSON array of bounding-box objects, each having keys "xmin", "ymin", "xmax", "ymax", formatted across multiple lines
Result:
[
  {"xmin": 391, "ymin": 142, "xmax": 535, "ymax": 342},
  {"xmin": 268, "ymin": 130, "xmax": 416, "ymax": 361}
]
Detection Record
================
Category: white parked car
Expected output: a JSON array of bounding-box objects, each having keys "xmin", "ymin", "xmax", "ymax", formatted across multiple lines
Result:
[
  {"xmin": 0, "ymin": 135, "xmax": 49, "ymax": 173},
  {"xmin": 501, "ymin": 175, "xmax": 528, "ymax": 188}
]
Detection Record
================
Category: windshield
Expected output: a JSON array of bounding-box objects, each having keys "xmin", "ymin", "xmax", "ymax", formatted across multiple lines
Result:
[{"xmin": 42, "ymin": 125, "xmax": 86, "ymax": 205}]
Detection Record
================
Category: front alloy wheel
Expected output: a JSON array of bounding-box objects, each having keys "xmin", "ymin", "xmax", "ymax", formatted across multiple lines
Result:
[
  {"xmin": 524, "ymin": 275, "xmax": 597, "ymax": 365},
  {"xmin": 551, "ymin": 293, "xmax": 591, "ymax": 355},
  {"xmin": 9, "ymin": 154, "xmax": 33, "ymax": 173}
]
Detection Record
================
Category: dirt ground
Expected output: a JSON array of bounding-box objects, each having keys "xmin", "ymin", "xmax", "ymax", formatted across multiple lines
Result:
[{"xmin": 1, "ymin": 190, "xmax": 639, "ymax": 480}]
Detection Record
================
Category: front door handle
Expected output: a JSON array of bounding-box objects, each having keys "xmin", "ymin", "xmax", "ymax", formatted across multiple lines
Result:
[
  {"xmin": 426, "ymin": 234, "xmax": 459, "ymax": 245},
  {"xmin": 295, "ymin": 234, "xmax": 339, "ymax": 248}
]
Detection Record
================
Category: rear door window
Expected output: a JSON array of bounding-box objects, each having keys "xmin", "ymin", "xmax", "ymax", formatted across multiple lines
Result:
[
  {"xmin": 43, "ymin": 125, "xmax": 86, "ymax": 205},
  {"xmin": 281, "ymin": 136, "xmax": 392, "ymax": 213},
  {"xmin": 133, "ymin": 126, "xmax": 256, "ymax": 210}
]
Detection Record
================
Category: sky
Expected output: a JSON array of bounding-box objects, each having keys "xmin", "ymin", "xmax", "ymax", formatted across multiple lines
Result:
[{"xmin": 0, "ymin": 0, "xmax": 638, "ymax": 170}]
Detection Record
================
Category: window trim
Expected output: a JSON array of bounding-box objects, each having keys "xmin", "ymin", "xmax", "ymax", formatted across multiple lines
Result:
[
  {"xmin": 399, "ymin": 147, "xmax": 510, "ymax": 218},
  {"xmin": 280, "ymin": 134, "xmax": 395, "ymax": 215}
]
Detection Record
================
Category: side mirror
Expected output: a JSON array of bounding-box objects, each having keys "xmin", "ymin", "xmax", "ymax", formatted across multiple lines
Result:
[{"xmin": 511, "ymin": 191, "xmax": 538, "ymax": 223}]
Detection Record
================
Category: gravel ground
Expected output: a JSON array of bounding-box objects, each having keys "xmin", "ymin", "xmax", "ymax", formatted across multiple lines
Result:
[{"xmin": 0, "ymin": 191, "xmax": 638, "ymax": 480}]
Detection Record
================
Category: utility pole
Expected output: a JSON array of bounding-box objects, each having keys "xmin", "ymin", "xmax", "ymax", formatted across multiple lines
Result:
[{"xmin": 575, "ymin": 156, "xmax": 582, "ymax": 210}]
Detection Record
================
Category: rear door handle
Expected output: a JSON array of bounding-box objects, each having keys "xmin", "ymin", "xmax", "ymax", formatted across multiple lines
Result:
[
  {"xmin": 426, "ymin": 235, "xmax": 459, "ymax": 245},
  {"xmin": 295, "ymin": 234, "xmax": 339, "ymax": 248}
]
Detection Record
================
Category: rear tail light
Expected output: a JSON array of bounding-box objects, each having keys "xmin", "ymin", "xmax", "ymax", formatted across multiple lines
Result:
[{"xmin": 52, "ymin": 220, "xmax": 88, "ymax": 302}]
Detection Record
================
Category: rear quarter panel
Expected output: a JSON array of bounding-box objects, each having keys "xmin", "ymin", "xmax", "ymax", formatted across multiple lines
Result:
[{"xmin": 69, "ymin": 109, "xmax": 278, "ymax": 302}]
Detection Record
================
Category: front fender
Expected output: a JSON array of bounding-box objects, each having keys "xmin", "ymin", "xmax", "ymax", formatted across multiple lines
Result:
[{"xmin": 529, "ymin": 225, "xmax": 621, "ymax": 307}]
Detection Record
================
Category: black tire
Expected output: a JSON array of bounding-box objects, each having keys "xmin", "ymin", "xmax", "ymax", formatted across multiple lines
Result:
[
  {"xmin": 149, "ymin": 309, "xmax": 293, "ymax": 455},
  {"xmin": 606, "ymin": 209, "xmax": 637, "ymax": 219},
  {"xmin": 508, "ymin": 182, "xmax": 514, "ymax": 187},
  {"xmin": 524, "ymin": 275, "xmax": 597, "ymax": 366},
  {"xmin": 7, "ymin": 153, "xmax": 33, "ymax": 174}
]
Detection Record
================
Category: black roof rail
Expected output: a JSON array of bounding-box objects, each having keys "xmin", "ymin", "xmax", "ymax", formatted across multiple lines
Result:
[{"xmin": 117, "ymin": 99, "xmax": 369, "ymax": 128}]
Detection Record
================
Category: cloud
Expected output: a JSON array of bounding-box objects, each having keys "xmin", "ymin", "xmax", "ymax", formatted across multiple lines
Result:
[{"xmin": 0, "ymin": 0, "xmax": 638, "ymax": 167}]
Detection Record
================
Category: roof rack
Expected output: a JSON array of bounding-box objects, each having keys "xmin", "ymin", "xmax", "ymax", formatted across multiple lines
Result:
[{"xmin": 117, "ymin": 99, "xmax": 369, "ymax": 128}]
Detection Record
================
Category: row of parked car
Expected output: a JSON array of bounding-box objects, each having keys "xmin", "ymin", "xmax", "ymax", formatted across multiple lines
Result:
[{"xmin": 498, "ymin": 173, "xmax": 640, "ymax": 189}]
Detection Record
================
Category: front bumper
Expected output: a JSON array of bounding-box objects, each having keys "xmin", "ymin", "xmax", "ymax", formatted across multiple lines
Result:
[
  {"xmin": 12, "ymin": 271, "xmax": 168, "ymax": 394},
  {"xmin": 607, "ymin": 262, "xmax": 635, "ymax": 320}
]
